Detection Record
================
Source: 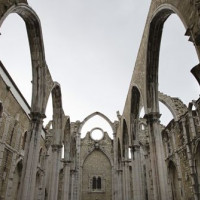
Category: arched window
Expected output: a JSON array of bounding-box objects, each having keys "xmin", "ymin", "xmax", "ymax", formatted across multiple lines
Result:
[
  {"xmin": 22, "ymin": 131, "xmax": 27, "ymax": 150},
  {"xmin": 39, "ymin": 148, "xmax": 43, "ymax": 164},
  {"xmin": 92, "ymin": 176, "xmax": 102, "ymax": 190},
  {"xmin": 92, "ymin": 177, "xmax": 97, "ymax": 190},
  {"xmin": 97, "ymin": 177, "xmax": 101, "ymax": 189}
]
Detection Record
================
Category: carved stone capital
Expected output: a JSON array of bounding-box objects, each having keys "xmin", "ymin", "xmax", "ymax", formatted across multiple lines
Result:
[
  {"xmin": 144, "ymin": 112, "xmax": 161, "ymax": 124},
  {"xmin": 29, "ymin": 112, "xmax": 46, "ymax": 122}
]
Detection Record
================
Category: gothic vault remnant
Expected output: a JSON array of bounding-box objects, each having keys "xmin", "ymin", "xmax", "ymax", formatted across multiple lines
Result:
[{"xmin": 0, "ymin": 0, "xmax": 200, "ymax": 200}]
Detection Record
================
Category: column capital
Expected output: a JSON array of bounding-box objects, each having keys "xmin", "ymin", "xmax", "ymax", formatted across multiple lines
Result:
[
  {"xmin": 63, "ymin": 160, "xmax": 71, "ymax": 165},
  {"xmin": 144, "ymin": 112, "xmax": 161, "ymax": 123},
  {"xmin": 51, "ymin": 144, "xmax": 62, "ymax": 152},
  {"xmin": 29, "ymin": 112, "xmax": 46, "ymax": 122}
]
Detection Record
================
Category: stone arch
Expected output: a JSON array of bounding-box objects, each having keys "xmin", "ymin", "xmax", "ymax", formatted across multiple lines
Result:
[
  {"xmin": 168, "ymin": 160, "xmax": 181, "ymax": 200},
  {"xmin": 79, "ymin": 111, "xmax": 114, "ymax": 133},
  {"xmin": 0, "ymin": 3, "xmax": 53, "ymax": 114},
  {"xmin": 81, "ymin": 147, "xmax": 113, "ymax": 167},
  {"xmin": 38, "ymin": 147, "xmax": 44, "ymax": 167},
  {"xmin": 50, "ymin": 82, "xmax": 64, "ymax": 145},
  {"xmin": 51, "ymin": 82, "xmax": 63, "ymax": 118},
  {"xmin": 118, "ymin": 138, "xmax": 122, "ymax": 163},
  {"xmin": 122, "ymin": 119, "xmax": 129, "ymax": 159},
  {"xmin": 130, "ymin": 86, "xmax": 141, "ymax": 142},
  {"xmin": 21, "ymin": 131, "xmax": 27, "ymax": 150},
  {"xmin": 63, "ymin": 117, "xmax": 71, "ymax": 161},
  {"xmin": 158, "ymin": 91, "xmax": 188, "ymax": 121},
  {"xmin": 146, "ymin": 4, "xmax": 199, "ymax": 114}
]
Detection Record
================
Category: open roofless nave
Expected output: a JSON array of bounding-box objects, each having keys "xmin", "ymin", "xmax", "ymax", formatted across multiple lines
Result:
[{"xmin": 0, "ymin": 0, "xmax": 200, "ymax": 200}]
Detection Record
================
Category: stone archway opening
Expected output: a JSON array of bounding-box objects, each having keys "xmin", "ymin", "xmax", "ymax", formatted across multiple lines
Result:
[{"xmin": 0, "ymin": 13, "xmax": 32, "ymax": 104}]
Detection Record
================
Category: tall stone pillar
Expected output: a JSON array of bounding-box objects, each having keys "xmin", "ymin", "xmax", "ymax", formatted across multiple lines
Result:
[
  {"xmin": 132, "ymin": 144, "xmax": 145, "ymax": 200},
  {"xmin": 62, "ymin": 163, "xmax": 71, "ymax": 200},
  {"xmin": 144, "ymin": 148, "xmax": 154, "ymax": 200},
  {"xmin": 41, "ymin": 152, "xmax": 49, "ymax": 200},
  {"xmin": 145, "ymin": 112, "xmax": 169, "ymax": 200},
  {"xmin": 122, "ymin": 159, "xmax": 130, "ymax": 200},
  {"xmin": 17, "ymin": 112, "xmax": 45, "ymax": 200},
  {"xmin": 70, "ymin": 169, "xmax": 76, "ymax": 200},
  {"xmin": 48, "ymin": 144, "xmax": 62, "ymax": 200},
  {"xmin": 62, "ymin": 117, "xmax": 71, "ymax": 200},
  {"xmin": 181, "ymin": 119, "xmax": 199, "ymax": 200},
  {"xmin": 117, "ymin": 168, "xmax": 123, "ymax": 200}
]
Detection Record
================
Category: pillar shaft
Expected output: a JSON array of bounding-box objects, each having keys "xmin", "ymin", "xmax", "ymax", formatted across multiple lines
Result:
[
  {"xmin": 17, "ymin": 112, "xmax": 44, "ymax": 200},
  {"xmin": 145, "ymin": 112, "xmax": 169, "ymax": 200},
  {"xmin": 62, "ymin": 161, "xmax": 71, "ymax": 200},
  {"xmin": 132, "ymin": 145, "xmax": 145, "ymax": 200},
  {"xmin": 48, "ymin": 144, "xmax": 62, "ymax": 200}
]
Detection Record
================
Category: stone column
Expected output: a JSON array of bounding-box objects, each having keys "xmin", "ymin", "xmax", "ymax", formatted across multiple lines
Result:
[
  {"xmin": 48, "ymin": 144, "xmax": 62, "ymax": 200},
  {"xmin": 181, "ymin": 119, "xmax": 199, "ymax": 200},
  {"xmin": 70, "ymin": 169, "xmax": 76, "ymax": 200},
  {"xmin": 145, "ymin": 112, "xmax": 170, "ymax": 200},
  {"xmin": 117, "ymin": 168, "xmax": 123, "ymax": 200},
  {"xmin": 17, "ymin": 112, "xmax": 45, "ymax": 200},
  {"xmin": 188, "ymin": 110, "xmax": 197, "ymax": 138},
  {"xmin": 41, "ymin": 151, "xmax": 49, "ymax": 200},
  {"xmin": 122, "ymin": 159, "xmax": 130, "ymax": 200},
  {"xmin": 62, "ymin": 161, "xmax": 71, "ymax": 200},
  {"xmin": 76, "ymin": 131, "xmax": 81, "ymax": 200},
  {"xmin": 144, "ymin": 148, "xmax": 154, "ymax": 200},
  {"xmin": 132, "ymin": 144, "xmax": 145, "ymax": 200}
]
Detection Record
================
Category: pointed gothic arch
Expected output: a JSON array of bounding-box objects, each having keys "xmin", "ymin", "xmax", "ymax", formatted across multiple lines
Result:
[
  {"xmin": 122, "ymin": 119, "xmax": 129, "ymax": 159},
  {"xmin": 130, "ymin": 86, "xmax": 141, "ymax": 142},
  {"xmin": 146, "ymin": 4, "xmax": 199, "ymax": 114},
  {"xmin": 63, "ymin": 117, "xmax": 71, "ymax": 161},
  {"xmin": 81, "ymin": 147, "xmax": 113, "ymax": 167},
  {"xmin": 0, "ymin": 3, "xmax": 53, "ymax": 114},
  {"xmin": 79, "ymin": 111, "xmax": 114, "ymax": 133}
]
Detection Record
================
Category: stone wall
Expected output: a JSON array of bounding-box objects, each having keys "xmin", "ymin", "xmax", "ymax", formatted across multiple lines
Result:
[
  {"xmin": 80, "ymin": 131, "xmax": 113, "ymax": 200},
  {"xmin": 0, "ymin": 61, "xmax": 46, "ymax": 200}
]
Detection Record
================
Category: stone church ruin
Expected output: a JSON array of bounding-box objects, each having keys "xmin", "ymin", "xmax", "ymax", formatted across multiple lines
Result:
[{"xmin": 0, "ymin": 0, "xmax": 200, "ymax": 199}]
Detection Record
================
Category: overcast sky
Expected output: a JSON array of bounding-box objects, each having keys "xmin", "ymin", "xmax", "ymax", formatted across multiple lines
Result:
[{"xmin": 0, "ymin": 0, "xmax": 199, "ymax": 136}]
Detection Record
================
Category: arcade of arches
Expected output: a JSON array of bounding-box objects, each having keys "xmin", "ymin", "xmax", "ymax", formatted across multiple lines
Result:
[{"xmin": 0, "ymin": 0, "xmax": 200, "ymax": 200}]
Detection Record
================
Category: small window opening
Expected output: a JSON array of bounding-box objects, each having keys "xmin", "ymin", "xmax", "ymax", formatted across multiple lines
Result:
[
  {"xmin": 92, "ymin": 176, "xmax": 101, "ymax": 190},
  {"xmin": 97, "ymin": 177, "xmax": 101, "ymax": 189},
  {"xmin": 22, "ymin": 131, "xmax": 27, "ymax": 150},
  {"xmin": 128, "ymin": 147, "xmax": 132, "ymax": 159},
  {"xmin": 92, "ymin": 177, "xmax": 97, "ymax": 189}
]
